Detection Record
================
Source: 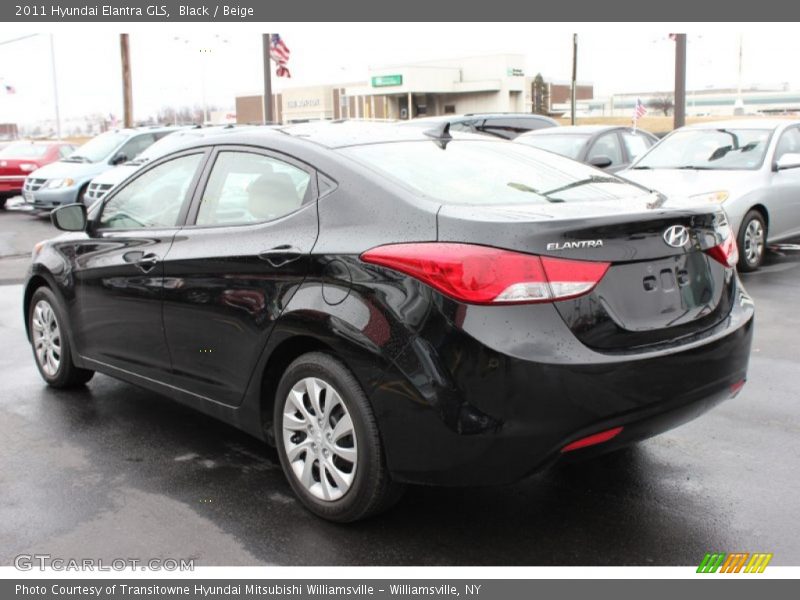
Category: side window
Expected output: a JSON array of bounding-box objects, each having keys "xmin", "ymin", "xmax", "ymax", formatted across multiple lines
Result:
[
  {"xmin": 98, "ymin": 153, "xmax": 203, "ymax": 230},
  {"xmin": 195, "ymin": 151, "xmax": 311, "ymax": 226},
  {"xmin": 774, "ymin": 127, "xmax": 800, "ymax": 162},
  {"xmin": 587, "ymin": 133, "xmax": 624, "ymax": 166},
  {"xmin": 116, "ymin": 133, "xmax": 156, "ymax": 161},
  {"xmin": 622, "ymin": 131, "xmax": 654, "ymax": 162}
]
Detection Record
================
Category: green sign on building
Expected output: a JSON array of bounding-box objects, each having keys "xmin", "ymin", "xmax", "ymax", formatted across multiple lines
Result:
[{"xmin": 371, "ymin": 74, "xmax": 403, "ymax": 87}]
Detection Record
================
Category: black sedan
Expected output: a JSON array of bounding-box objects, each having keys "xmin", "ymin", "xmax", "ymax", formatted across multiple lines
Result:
[
  {"xmin": 515, "ymin": 125, "xmax": 658, "ymax": 172},
  {"xmin": 24, "ymin": 122, "xmax": 753, "ymax": 522}
]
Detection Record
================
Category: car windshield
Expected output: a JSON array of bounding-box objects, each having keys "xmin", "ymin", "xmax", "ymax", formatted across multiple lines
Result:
[
  {"xmin": 69, "ymin": 131, "xmax": 129, "ymax": 163},
  {"xmin": 633, "ymin": 128, "xmax": 772, "ymax": 170},
  {"xmin": 516, "ymin": 134, "xmax": 591, "ymax": 160},
  {"xmin": 341, "ymin": 140, "xmax": 650, "ymax": 204},
  {"xmin": 0, "ymin": 143, "xmax": 50, "ymax": 158}
]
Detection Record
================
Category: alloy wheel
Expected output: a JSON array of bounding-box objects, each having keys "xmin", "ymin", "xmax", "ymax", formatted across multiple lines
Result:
[
  {"xmin": 31, "ymin": 299, "xmax": 62, "ymax": 377},
  {"xmin": 743, "ymin": 218, "xmax": 765, "ymax": 266},
  {"xmin": 282, "ymin": 377, "xmax": 358, "ymax": 501}
]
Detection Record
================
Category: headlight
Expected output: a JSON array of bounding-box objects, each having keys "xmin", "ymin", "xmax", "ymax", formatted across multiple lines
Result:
[
  {"xmin": 689, "ymin": 190, "xmax": 729, "ymax": 204},
  {"xmin": 44, "ymin": 178, "xmax": 75, "ymax": 189},
  {"xmin": 19, "ymin": 163, "xmax": 37, "ymax": 172}
]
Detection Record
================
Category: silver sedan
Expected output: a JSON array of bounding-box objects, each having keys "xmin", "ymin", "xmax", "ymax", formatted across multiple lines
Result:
[{"xmin": 621, "ymin": 119, "xmax": 800, "ymax": 271}]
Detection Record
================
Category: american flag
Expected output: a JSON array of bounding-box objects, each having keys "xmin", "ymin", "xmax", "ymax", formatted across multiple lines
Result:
[
  {"xmin": 633, "ymin": 98, "xmax": 647, "ymax": 122},
  {"xmin": 270, "ymin": 34, "xmax": 291, "ymax": 78},
  {"xmin": 2, "ymin": 83, "xmax": 15, "ymax": 94}
]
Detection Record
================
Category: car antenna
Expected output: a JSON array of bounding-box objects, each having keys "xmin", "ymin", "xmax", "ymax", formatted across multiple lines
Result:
[{"xmin": 423, "ymin": 122, "xmax": 452, "ymax": 149}]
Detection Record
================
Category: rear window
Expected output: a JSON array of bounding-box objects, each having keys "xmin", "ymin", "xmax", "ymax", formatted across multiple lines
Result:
[{"xmin": 341, "ymin": 140, "xmax": 650, "ymax": 205}]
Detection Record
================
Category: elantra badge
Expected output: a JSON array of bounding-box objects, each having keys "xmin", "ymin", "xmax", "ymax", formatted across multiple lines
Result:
[
  {"xmin": 546, "ymin": 240, "xmax": 604, "ymax": 251},
  {"xmin": 663, "ymin": 225, "xmax": 690, "ymax": 248}
]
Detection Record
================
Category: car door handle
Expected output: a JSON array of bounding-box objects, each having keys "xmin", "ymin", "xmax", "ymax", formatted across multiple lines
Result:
[
  {"xmin": 123, "ymin": 251, "xmax": 160, "ymax": 273},
  {"xmin": 258, "ymin": 245, "xmax": 303, "ymax": 268}
]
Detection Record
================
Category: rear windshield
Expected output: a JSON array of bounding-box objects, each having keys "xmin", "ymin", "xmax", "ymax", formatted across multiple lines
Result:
[
  {"xmin": 340, "ymin": 140, "xmax": 650, "ymax": 204},
  {"xmin": 0, "ymin": 143, "xmax": 49, "ymax": 158}
]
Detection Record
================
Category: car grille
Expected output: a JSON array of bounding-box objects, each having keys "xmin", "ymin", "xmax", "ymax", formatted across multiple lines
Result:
[
  {"xmin": 85, "ymin": 182, "xmax": 114, "ymax": 202},
  {"xmin": 23, "ymin": 177, "xmax": 47, "ymax": 193}
]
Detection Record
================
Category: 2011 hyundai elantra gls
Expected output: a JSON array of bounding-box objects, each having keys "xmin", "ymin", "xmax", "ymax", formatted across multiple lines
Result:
[{"xmin": 24, "ymin": 122, "xmax": 754, "ymax": 522}]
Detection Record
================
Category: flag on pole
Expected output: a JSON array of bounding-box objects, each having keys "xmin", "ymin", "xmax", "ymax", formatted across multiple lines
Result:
[
  {"xmin": 2, "ymin": 82, "xmax": 15, "ymax": 94},
  {"xmin": 269, "ymin": 34, "xmax": 291, "ymax": 78},
  {"xmin": 632, "ymin": 98, "xmax": 647, "ymax": 130}
]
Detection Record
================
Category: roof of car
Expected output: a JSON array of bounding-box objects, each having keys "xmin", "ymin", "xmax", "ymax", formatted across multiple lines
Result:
[
  {"xmin": 270, "ymin": 120, "xmax": 489, "ymax": 149},
  {"xmin": 520, "ymin": 125, "xmax": 624, "ymax": 136},
  {"xmin": 405, "ymin": 113, "xmax": 557, "ymax": 125},
  {"xmin": 683, "ymin": 118, "xmax": 800, "ymax": 131}
]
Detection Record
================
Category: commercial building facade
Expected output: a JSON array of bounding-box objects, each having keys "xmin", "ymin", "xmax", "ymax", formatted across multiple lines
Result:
[{"xmin": 235, "ymin": 54, "xmax": 573, "ymax": 124}]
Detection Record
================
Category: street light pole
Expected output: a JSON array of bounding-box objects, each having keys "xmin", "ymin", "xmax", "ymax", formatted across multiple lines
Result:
[
  {"xmin": 262, "ymin": 33, "xmax": 273, "ymax": 124},
  {"xmin": 49, "ymin": 34, "xmax": 62, "ymax": 139},
  {"xmin": 673, "ymin": 33, "xmax": 687, "ymax": 129},
  {"xmin": 570, "ymin": 34, "xmax": 577, "ymax": 126}
]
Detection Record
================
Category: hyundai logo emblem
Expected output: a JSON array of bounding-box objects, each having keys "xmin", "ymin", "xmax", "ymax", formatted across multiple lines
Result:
[{"xmin": 663, "ymin": 225, "xmax": 690, "ymax": 248}]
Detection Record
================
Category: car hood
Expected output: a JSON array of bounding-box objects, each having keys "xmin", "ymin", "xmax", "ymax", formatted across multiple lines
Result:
[
  {"xmin": 90, "ymin": 164, "xmax": 142, "ymax": 186},
  {"xmin": 29, "ymin": 160, "xmax": 109, "ymax": 180},
  {"xmin": 619, "ymin": 168, "xmax": 762, "ymax": 199}
]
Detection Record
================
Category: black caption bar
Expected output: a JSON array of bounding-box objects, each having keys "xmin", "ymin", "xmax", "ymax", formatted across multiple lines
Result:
[
  {"xmin": 2, "ymin": 0, "xmax": 800, "ymax": 21},
  {"xmin": 3, "ymin": 579, "xmax": 796, "ymax": 600}
]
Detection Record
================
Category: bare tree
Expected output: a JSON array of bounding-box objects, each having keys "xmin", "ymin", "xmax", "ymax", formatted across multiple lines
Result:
[{"xmin": 648, "ymin": 95, "xmax": 675, "ymax": 116}]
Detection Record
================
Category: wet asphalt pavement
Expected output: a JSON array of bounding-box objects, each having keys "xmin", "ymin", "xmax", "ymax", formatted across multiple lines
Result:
[{"xmin": 1, "ymin": 203, "xmax": 799, "ymax": 566}]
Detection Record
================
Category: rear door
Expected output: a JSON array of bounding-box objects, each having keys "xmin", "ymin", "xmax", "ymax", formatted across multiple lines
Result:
[{"xmin": 160, "ymin": 146, "xmax": 320, "ymax": 406}]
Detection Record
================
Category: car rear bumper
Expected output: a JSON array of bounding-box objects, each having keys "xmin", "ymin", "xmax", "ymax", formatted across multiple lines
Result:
[{"xmin": 370, "ymin": 281, "xmax": 755, "ymax": 486}]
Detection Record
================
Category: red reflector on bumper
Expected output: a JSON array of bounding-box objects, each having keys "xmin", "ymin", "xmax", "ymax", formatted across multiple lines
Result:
[
  {"xmin": 560, "ymin": 426, "xmax": 624, "ymax": 453},
  {"xmin": 730, "ymin": 379, "xmax": 746, "ymax": 397}
]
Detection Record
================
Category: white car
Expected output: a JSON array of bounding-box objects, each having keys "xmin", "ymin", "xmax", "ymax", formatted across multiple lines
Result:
[
  {"xmin": 84, "ymin": 125, "xmax": 254, "ymax": 206},
  {"xmin": 621, "ymin": 119, "xmax": 800, "ymax": 271}
]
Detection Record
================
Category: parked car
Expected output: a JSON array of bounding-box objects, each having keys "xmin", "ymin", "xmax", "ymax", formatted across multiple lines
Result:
[
  {"xmin": 26, "ymin": 122, "xmax": 753, "ymax": 522},
  {"xmin": 401, "ymin": 112, "xmax": 558, "ymax": 139},
  {"xmin": 621, "ymin": 119, "xmax": 800, "ymax": 271},
  {"xmin": 0, "ymin": 141, "xmax": 75, "ymax": 208},
  {"xmin": 515, "ymin": 125, "xmax": 658, "ymax": 172},
  {"xmin": 84, "ymin": 125, "xmax": 255, "ymax": 206},
  {"xmin": 23, "ymin": 126, "xmax": 178, "ymax": 210}
]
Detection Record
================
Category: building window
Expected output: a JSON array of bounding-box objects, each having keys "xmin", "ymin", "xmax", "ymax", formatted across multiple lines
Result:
[{"xmin": 444, "ymin": 105, "xmax": 456, "ymax": 114}]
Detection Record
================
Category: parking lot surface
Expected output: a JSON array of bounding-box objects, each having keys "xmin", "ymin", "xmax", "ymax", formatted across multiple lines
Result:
[{"xmin": 1, "ymin": 203, "xmax": 799, "ymax": 566}]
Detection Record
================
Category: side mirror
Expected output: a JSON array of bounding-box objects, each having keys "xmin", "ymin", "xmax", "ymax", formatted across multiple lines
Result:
[
  {"xmin": 51, "ymin": 203, "xmax": 87, "ymax": 232},
  {"xmin": 775, "ymin": 152, "xmax": 800, "ymax": 171},
  {"xmin": 111, "ymin": 153, "xmax": 128, "ymax": 165},
  {"xmin": 588, "ymin": 155, "xmax": 613, "ymax": 169}
]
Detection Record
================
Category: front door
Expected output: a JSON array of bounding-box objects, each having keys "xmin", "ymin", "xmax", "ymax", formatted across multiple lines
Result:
[
  {"xmin": 161, "ymin": 147, "xmax": 319, "ymax": 406},
  {"xmin": 71, "ymin": 151, "xmax": 206, "ymax": 380}
]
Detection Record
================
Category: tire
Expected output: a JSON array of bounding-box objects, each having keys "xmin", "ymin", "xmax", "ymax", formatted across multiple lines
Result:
[
  {"xmin": 0, "ymin": 196, "xmax": 7, "ymax": 209},
  {"xmin": 274, "ymin": 352, "xmax": 404, "ymax": 522},
  {"xmin": 737, "ymin": 210, "xmax": 767, "ymax": 272},
  {"xmin": 28, "ymin": 286, "xmax": 94, "ymax": 388}
]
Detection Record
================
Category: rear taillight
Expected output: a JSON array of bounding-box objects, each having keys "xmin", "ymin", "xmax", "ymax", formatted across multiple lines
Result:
[
  {"xmin": 705, "ymin": 233, "xmax": 739, "ymax": 268},
  {"xmin": 360, "ymin": 243, "xmax": 610, "ymax": 305}
]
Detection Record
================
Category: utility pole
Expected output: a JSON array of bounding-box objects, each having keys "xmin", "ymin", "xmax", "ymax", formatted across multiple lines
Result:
[
  {"xmin": 120, "ymin": 34, "xmax": 133, "ymax": 128},
  {"xmin": 734, "ymin": 33, "xmax": 744, "ymax": 115},
  {"xmin": 673, "ymin": 33, "xmax": 687, "ymax": 129},
  {"xmin": 49, "ymin": 34, "xmax": 62, "ymax": 139},
  {"xmin": 262, "ymin": 33, "xmax": 273, "ymax": 124},
  {"xmin": 570, "ymin": 34, "xmax": 577, "ymax": 125}
]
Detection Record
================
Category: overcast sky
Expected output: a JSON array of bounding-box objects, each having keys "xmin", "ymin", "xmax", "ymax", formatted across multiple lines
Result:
[{"xmin": 1, "ymin": 23, "xmax": 798, "ymax": 125}]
